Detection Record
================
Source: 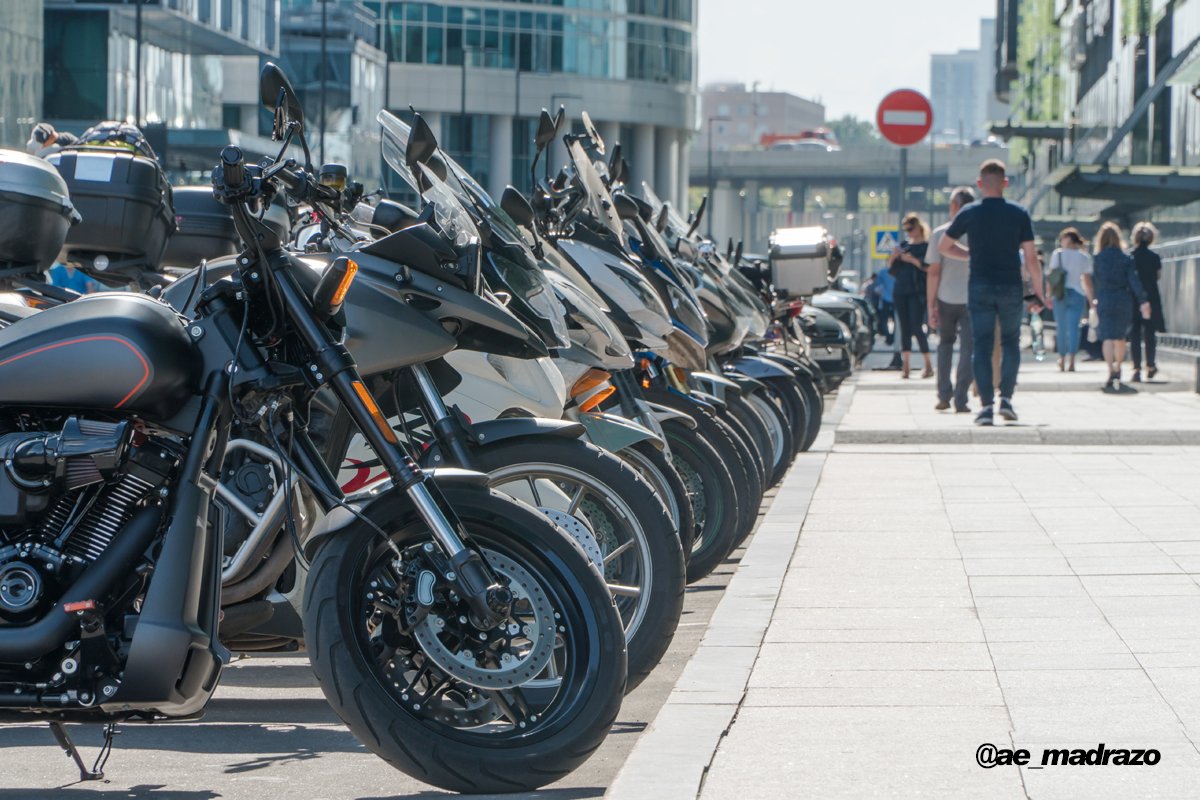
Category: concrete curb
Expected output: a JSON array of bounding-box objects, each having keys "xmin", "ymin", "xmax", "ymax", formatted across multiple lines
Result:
[
  {"xmin": 603, "ymin": 385, "xmax": 853, "ymax": 800},
  {"xmin": 835, "ymin": 428, "xmax": 1200, "ymax": 446}
]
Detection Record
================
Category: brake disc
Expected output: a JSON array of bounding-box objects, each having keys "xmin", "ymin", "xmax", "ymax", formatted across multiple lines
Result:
[
  {"xmin": 412, "ymin": 550, "xmax": 556, "ymax": 690},
  {"xmin": 538, "ymin": 507, "xmax": 603, "ymax": 571}
]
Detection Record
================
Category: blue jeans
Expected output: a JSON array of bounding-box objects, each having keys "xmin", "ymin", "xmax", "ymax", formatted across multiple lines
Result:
[
  {"xmin": 1055, "ymin": 289, "xmax": 1087, "ymax": 356},
  {"xmin": 969, "ymin": 283, "xmax": 1024, "ymax": 406}
]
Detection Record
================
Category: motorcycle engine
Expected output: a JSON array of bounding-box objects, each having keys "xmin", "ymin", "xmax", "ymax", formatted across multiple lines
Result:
[{"xmin": 0, "ymin": 417, "xmax": 176, "ymax": 623}]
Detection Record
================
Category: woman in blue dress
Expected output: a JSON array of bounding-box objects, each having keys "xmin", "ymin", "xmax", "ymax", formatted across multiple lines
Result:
[{"xmin": 1091, "ymin": 222, "xmax": 1151, "ymax": 390}]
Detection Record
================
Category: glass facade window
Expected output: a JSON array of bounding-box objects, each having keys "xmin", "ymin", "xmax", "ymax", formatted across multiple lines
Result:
[
  {"xmin": 44, "ymin": 9, "xmax": 108, "ymax": 123},
  {"xmin": 445, "ymin": 113, "xmax": 490, "ymax": 189},
  {"xmin": 512, "ymin": 116, "xmax": 538, "ymax": 193},
  {"xmin": 382, "ymin": 1, "xmax": 692, "ymax": 84}
]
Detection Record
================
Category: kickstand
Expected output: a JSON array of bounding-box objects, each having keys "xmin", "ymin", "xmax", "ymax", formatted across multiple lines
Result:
[{"xmin": 49, "ymin": 721, "xmax": 113, "ymax": 782}]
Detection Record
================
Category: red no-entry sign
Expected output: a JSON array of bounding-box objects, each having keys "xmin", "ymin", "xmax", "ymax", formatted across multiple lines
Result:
[{"xmin": 876, "ymin": 90, "xmax": 933, "ymax": 147}]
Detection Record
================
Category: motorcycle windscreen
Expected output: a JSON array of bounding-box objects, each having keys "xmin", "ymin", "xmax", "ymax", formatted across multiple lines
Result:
[{"xmin": 557, "ymin": 239, "xmax": 672, "ymax": 351}]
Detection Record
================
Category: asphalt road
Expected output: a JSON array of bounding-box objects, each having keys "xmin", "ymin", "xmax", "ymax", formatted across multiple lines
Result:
[{"xmin": 0, "ymin": 495, "xmax": 769, "ymax": 799}]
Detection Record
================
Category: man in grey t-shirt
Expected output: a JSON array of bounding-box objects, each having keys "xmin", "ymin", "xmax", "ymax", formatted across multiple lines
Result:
[{"xmin": 927, "ymin": 187, "xmax": 976, "ymax": 412}]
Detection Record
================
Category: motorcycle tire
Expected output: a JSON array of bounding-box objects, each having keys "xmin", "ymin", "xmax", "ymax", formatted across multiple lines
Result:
[
  {"xmin": 723, "ymin": 394, "xmax": 776, "ymax": 488},
  {"xmin": 661, "ymin": 419, "xmax": 740, "ymax": 584},
  {"xmin": 469, "ymin": 436, "xmax": 685, "ymax": 693},
  {"xmin": 619, "ymin": 439, "xmax": 697, "ymax": 560},
  {"xmin": 646, "ymin": 392, "xmax": 759, "ymax": 542},
  {"xmin": 715, "ymin": 406, "xmax": 767, "ymax": 528},
  {"xmin": 303, "ymin": 484, "xmax": 627, "ymax": 795},
  {"xmin": 742, "ymin": 388, "xmax": 795, "ymax": 488},
  {"xmin": 762, "ymin": 376, "xmax": 810, "ymax": 458},
  {"xmin": 795, "ymin": 375, "xmax": 823, "ymax": 452}
]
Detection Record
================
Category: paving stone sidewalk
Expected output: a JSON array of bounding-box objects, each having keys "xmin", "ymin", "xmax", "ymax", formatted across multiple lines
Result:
[{"xmin": 610, "ymin": 353, "xmax": 1200, "ymax": 800}]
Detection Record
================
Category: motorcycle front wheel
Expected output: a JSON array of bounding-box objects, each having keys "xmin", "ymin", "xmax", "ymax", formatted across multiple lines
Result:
[
  {"xmin": 471, "ymin": 436, "xmax": 686, "ymax": 693},
  {"xmin": 303, "ymin": 485, "xmax": 627, "ymax": 794}
]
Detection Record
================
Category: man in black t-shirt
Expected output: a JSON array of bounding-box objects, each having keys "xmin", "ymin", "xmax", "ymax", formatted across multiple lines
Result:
[{"xmin": 938, "ymin": 159, "xmax": 1049, "ymax": 426}]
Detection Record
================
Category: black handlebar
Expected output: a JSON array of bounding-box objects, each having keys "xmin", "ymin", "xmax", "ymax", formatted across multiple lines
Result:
[{"xmin": 220, "ymin": 145, "xmax": 246, "ymax": 191}]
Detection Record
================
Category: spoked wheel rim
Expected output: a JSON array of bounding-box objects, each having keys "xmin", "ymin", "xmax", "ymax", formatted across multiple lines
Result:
[
  {"xmin": 351, "ymin": 528, "xmax": 585, "ymax": 743},
  {"xmin": 485, "ymin": 462, "xmax": 653, "ymax": 642},
  {"xmin": 670, "ymin": 450, "xmax": 713, "ymax": 555},
  {"xmin": 744, "ymin": 392, "xmax": 787, "ymax": 468}
]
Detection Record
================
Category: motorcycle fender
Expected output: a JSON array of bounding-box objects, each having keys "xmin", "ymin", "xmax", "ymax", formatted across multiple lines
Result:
[
  {"xmin": 646, "ymin": 401, "xmax": 697, "ymax": 429},
  {"xmin": 421, "ymin": 417, "xmax": 585, "ymax": 468},
  {"xmin": 727, "ymin": 354, "xmax": 795, "ymax": 381},
  {"xmin": 691, "ymin": 371, "xmax": 742, "ymax": 402},
  {"xmin": 469, "ymin": 416, "xmax": 585, "ymax": 445},
  {"xmin": 578, "ymin": 410, "xmax": 663, "ymax": 453},
  {"xmin": 690, "ymin": 390, "xmax": 726, "ymax": 412},
  {"xmin": 759, "ymin": 351, "xmax": 818, "ymax": 381},
  {"xmin": 725, "ymin": 373, "xmax": 766, "ymax": 394},
  {"xmin": 303, "ymin": 469, "xmax": 492, "ymax": 560}
]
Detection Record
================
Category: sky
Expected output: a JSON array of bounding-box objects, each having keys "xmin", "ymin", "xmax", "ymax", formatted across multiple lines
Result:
[{"xmin": 697, "ymin": 0, "xmax": 998, "ymax": 121}]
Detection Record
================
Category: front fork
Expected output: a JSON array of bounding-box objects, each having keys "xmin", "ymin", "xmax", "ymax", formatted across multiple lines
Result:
[{"xmin": 266, "ymin": 255, "xmax": 511, "ymax": 629}]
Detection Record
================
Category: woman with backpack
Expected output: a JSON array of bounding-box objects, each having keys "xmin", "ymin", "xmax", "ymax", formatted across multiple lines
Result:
[{"xmin": 1046, "ymin": 227, "xmax": 1094, "ymax": 372}]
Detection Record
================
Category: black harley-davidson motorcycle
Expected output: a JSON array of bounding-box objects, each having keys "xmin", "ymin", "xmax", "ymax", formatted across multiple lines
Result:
[{"xmin": 0, "ymin": 64, "xmax": 626, "ymax": 795}]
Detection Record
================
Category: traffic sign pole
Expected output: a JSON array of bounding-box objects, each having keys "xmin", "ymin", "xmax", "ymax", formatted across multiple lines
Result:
[{"xmin": 876, "ymin": 89, "xmax": 932, "ymax": 245}]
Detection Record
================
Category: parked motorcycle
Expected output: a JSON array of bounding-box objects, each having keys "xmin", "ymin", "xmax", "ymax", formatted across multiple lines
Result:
[{"xmin": 0, "ymin": 64, "xmax": 627, "ymax": 795}]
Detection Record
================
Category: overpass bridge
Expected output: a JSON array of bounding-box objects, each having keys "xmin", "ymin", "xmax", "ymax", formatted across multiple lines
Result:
[{"xmin": 688, "ymin": 145, "xmax": 1009, "ymax": 248}]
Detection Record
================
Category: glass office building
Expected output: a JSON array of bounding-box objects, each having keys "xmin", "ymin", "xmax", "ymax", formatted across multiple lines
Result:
[
  {"xmin": 379, "ymin": 0, "xmax": 697, "ymax": 207},
  {"xmin": 43, "ymin": 1, "xmax": 278, "ymax": 135},
  {"xmin": 0, "ymin": 0, "xmax": 44, "ymax": 151}
]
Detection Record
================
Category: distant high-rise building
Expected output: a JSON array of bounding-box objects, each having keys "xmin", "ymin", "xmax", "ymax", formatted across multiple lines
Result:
[
  {"xmin": 930, "ymin": 18, "xmax": 1009, "ymax": 143},
  {"xmin": 698, "ymin": 83, "xmax": 824, "ymax": 151}
]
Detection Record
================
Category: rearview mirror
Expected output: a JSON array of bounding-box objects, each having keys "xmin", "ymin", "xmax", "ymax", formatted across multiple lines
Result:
[
  {"xmin": 655, "ymin": 205, "xmax": 669, "ymax": 233},
  {"xmin": 406, "ymin": 113, "xmax": 439, "ymax": 175},
  {"xmin": 687, "ymin": 196, "xmax": 706, "ymax": 238},
  {"xmin": 608, "ymin": 144, "xmax": 625, "ymax": 187},
  {"xmin": 260, "ymin": 62, "xmax": 305, "ymax": 139},
  {"xmin": 534, "ymin": 109, "xmax": 558, "ymax": 153},
  {"xmin": 612, "ymin": 192, "xmax": 639, "ymax": 221},
  {"xmin": 552, "ymin": 105, "xmax": 566, "ymax": 138},
  {"xmin": 501, "ymin": 186, "xmax": 536, "ymax": 230},
  {"xmin": 580, "ymin": 110, "xmax": 605, "ymax": 155},
  {"xmin": 734, "ymin": 240, "xmax": 743, "ymax": 267}
]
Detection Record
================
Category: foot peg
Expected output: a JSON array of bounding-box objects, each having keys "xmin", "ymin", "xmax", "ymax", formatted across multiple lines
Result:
[{"xmin": 49, "ymin": 721, "xmax": 115, "ymax": 782}]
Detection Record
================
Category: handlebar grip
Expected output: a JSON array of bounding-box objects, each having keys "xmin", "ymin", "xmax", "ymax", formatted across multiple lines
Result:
[{"xmin": 220, "ymin": 145, "xmax": 246, "ymax": 189}]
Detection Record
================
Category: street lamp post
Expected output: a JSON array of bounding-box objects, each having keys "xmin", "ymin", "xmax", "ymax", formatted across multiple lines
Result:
[
  {"xmin": 319, "ymin": 0, "xmax": 327, "ymax": 165},
  {"xmin": 706, "ymin": 115, "xmax": 729, "ymax": 238}
]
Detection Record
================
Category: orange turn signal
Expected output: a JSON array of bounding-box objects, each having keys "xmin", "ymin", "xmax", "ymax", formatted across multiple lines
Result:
[
  {"xmin": 570, "ymin": 368, "xmax": 612, "ymax": 398},
  {"xmin": 578, "ymin": 385, "xmax": 615, "ymax": 412},
  {"xmin": 331, "ymin": 259, "xmax": 358, "ymax": 305},
  {"xmin": 352, "ymin": 380, "xmax": 398, "ymax": 443}
]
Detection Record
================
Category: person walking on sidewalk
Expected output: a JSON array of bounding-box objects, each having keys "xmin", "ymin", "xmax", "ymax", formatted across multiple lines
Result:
[
  {"xmin": 927, "ymin": 187, "xmax": 976, "ymax": 412},
  {"xmin": 1092, "ymin": 222, "xmax": 1151, "ymax": 391},
  {"xmin": 938, "ymin": 159, "xmax": 1049, "ymax": 426},
  {"xmin": 1128, "ymin": 222, "xmax": 1164, "ymax": 382},
  {"xmin": 888, "ymin": 212, "xmax": 933, "ymax": 379},
  {"xmin": 1046, "ymin": 228, "xmax": 1094, "ymax": 372}
]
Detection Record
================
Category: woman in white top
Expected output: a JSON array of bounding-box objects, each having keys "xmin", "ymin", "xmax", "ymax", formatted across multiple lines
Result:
[{"xmin": 1048, "ymin": 227, "xmax": 1095, "ymax": 371}]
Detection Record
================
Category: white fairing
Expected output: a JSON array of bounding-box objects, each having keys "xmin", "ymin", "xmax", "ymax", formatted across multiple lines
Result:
[
  {"xmin": 336, "ymin": 353, "xmax": 567, "ymax": 492},
  {"xmin": 443, "ymin": 350, "xmax": 567, "ymax": 422}
]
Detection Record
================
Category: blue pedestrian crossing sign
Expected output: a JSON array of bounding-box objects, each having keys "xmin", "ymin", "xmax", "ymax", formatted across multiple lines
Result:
[{"xmin": 871, "ymin": 226, "xmax": 900, "ymax": 259}]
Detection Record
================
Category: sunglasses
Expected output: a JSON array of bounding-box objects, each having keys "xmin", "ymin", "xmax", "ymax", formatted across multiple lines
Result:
[{"xmin": 903, "ymin": 225, "xmax": 916, "ymax": 232}]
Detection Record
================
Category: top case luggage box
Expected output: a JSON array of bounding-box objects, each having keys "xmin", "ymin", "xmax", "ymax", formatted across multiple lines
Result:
[
  {"xmin": 0, "ymin": 150, "xmax": 80, "ymax": 269},
  {"xmin": 48, "ymin": 149, "xmax": 175, "ymax": 268},
  {"xmin": 769, "ymin": 226, "xmax": 831, "ymax": 297}
]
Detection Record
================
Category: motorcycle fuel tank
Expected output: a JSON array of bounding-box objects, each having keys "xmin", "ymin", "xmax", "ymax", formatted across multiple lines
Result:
[{"xmin": 0, "ymin": 293, "xmax": 201, "ymax": 421}]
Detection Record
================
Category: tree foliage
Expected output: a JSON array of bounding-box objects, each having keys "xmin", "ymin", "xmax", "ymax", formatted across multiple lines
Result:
[{"xmin": 827, "ymin": 114, "xmax": 881, "ymax": 145}]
